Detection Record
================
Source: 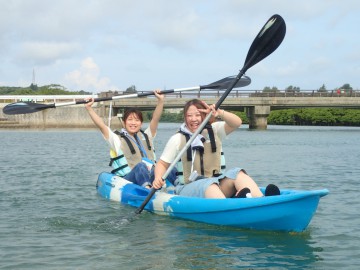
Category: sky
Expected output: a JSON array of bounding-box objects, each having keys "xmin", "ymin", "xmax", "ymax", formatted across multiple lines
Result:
[{"xmin": 1, "ymin": 0, "xmax": 359, "ymax": 93}]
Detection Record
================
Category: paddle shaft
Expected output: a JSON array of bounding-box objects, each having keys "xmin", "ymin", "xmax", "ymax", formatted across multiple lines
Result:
[
  {"xmin": 2, "ymin": 75, "xmax": 251, "ymax": 115},
  {"xmin": 165, "ymin": 71, "xmax": 246, "ymax": 179},
  {"xmin": 54, "ymin": 75, "xmax": 251, "ymax": 108},
  {"xmin": 135, "ymin": 71, "xmax": 245, "ymax": 214},
  {"xmin": 135, "ymin": 14, "xmax": 286, "ymax": 214},
  {"xmin": 53, "ymin": 88, "xmax": 199, "ymax": 108}
]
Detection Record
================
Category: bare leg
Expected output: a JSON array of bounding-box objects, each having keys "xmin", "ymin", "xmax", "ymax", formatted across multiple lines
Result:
[
  {"xmin": 206, "ymin": 170, "xmax": 264, "ymax": 198},
  {"xmin": 204, "ymin": 184, "xmax": 226, "ymax": 198},
  {"xmin": 234, "ymin": 171, "xmax": 263, "ymax": 197},
  {"xmin": 219, "ymin": 178, "xmax": 237, "ymax": 197}
]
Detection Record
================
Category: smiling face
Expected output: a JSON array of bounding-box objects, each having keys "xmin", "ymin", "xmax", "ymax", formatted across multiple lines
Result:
[
  {"xmin": 124, "ymin": 113, "xmax": 142, "ymax": 134},
  {"xmin": 185, "ymin": 105, "xmax": 203, "ymax": 133},
  {"xmin": 183, "ymin": 99, "xmax": 208, "ymax": 133},
  {"xmin": 122, "ymin": 109, "xmax": 143, "ymax": 135}
]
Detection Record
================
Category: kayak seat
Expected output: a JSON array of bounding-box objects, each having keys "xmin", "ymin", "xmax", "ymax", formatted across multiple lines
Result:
[{"xmin": 123, "ymin": 184, "xmax": 150, "ymax": 197}]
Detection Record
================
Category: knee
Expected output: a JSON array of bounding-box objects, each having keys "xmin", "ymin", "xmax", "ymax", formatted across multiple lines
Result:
[
  {"xmin": 135, "ymin": 162, "xmax": 148, "ymax": 171},
  {"xmin": 237, "ymin": 169, "xmax": 248, "ymax": 178}
]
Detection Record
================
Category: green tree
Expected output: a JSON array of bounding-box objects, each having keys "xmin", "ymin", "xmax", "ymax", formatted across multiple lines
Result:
[
  {"xmin": 267, "ymin": 108, "xmax": 360, "ymax": 126},
  {"xmin": 338, "ymin": 83, "xmax": 353, "ymax": 93},
  {"xmin": 30, "ymin": 83, "xmax": 38, "ymax": 91},
  {"xmin": 0, "ymin": 84, "xmax": 91, "ymax": 95},
  {"xmin": 285, "ymin": 85, "xmax": 300, "ymax": 92},
  {"xmin": 337, "ymin": 109, "xmax": 360, "ymax": 126},
  {"xmin": 125, "ymin": 85, "xmax": 137, "ymax": 93},
  {"xmin": 318, "ymin": 84, "xmax": 327, "ymax": 92},
  {"xmin": 233, "ymin": 111, "xmax": 248, "ymax": 124},
  {"xmin": 268, "ymin": 109, "xmax": 297, "ymax": 125},
  {"xmin": 262, "ymin": 86, "xmax": 279, "ymax": 92}
]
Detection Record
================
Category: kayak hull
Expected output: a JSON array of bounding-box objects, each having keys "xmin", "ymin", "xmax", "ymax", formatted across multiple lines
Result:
[{"xmin": 96, "ymin": 172, "xmax": 329, "ymax": 232}]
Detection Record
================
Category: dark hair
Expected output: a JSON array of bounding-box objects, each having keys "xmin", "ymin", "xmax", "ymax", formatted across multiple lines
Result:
[
  {"xmin": 122, "ymin": 108, "xmax": 143, "ymax": 123},
  {"xmin": 183, "ymin": 99, "xmax": 207, "ymax": 121}
]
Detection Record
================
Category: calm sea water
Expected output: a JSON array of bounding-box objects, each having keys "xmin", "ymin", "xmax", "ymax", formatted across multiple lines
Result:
[{"xmin": 1, "ymin": 124, "xmax": 359, "ymax": 269}]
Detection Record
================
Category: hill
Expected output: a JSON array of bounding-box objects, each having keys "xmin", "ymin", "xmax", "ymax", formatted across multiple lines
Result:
[{"xmin": 0, "ymin": 84, "xmax": 91, "ymax": 95}]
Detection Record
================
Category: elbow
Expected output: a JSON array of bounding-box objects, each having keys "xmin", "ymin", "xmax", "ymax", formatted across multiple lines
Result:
[
  {"xmin": 236, "ymin": 118, "xmax": 242, "ymax": 128},
  {"xmin": 231, "ymin": 118, "xmax": 242, "ymax": 129}
]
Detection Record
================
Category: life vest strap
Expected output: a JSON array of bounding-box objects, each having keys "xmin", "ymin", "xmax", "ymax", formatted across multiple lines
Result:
[
  {"xmin": 114, "ymin": 129, "xmax": 152, "ymax": 154},
  {"xmin": 178, "ymin": 130, "xmax": 192, "ymax": 161},
  {"xmin": 109, "ymin": 154, "xmax": 125, "ymax": 166},
  {"xmin": 114, "ymin": 130, "xmax": 136, "ymax": 154},
  {"xmin": 139, "ymin": 130, "xmax": 152, "ymax": 151},
  {"xmin": 205, "ymin": 123, "xmax": 217, "ymax": 153},
  {"xmin": 111, "ymin": 164, "xmax": 129, "ymax": 175}
]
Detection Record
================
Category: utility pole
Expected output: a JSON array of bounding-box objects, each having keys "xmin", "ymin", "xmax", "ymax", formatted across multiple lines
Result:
[
  {"xmin": 30, "ymin": 68, "xmax": 38, "ymax": 90},
  {"xmin": 32, "ymin": 68, "xmax": 36, "ymax": 85}
]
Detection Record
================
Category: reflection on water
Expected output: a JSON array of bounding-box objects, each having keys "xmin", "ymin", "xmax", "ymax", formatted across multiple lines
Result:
[
  {"xmin": 152, "ymin": 220, "xmax": 321, "ymax": 269},
  {"xmin": 0, "ymin": 126, "xmax": 359, "ymax": 269}
]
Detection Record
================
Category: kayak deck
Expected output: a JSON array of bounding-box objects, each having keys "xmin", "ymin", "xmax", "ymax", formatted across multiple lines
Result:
[{"xmin": 96, "ymin": 172, "xmax": 329, "ymax": 232}]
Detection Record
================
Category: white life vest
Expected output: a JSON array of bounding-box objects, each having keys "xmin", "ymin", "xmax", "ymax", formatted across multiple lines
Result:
[
  {"xmin": 176, "ymin": 124, "xmax": 226, "ymax": 184},
  {"xmin": 109, "ymin": 129, "xmax": 155, "ymax": 176}
]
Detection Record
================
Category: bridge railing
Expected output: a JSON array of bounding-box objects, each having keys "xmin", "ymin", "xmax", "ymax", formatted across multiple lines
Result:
[
  {"xmin": 249, "ymin": 90, "xmax": 360, "ymax": 98},
  {"xmin": 1, "ymin": 90, "xmax": 359, "ymax": 104},
  {"xmin": 0, "ymin": 95, "xmax": 98, "ymax": 103},
  {"xmin": 130, "ymin": 90, "xmax": 360, "ymax": 99}
]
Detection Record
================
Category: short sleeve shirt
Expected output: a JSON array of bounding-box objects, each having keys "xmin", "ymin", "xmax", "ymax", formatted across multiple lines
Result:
[
  {"xmin": 105, "ymin": 126, "xmax": 154, "ymax": 154},
  {"xmin": 160, "ymin": 122, "xmax": 227, "ymax": 164}
]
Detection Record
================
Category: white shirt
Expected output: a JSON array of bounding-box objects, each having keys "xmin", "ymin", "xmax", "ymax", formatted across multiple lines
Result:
[
  {"xmin": 160, "ymin": 121, "xmax": 227, "ymax": 164},
  {"xmin": 105, "ymin": 126, "xmax": 154, "ymax": 155}
]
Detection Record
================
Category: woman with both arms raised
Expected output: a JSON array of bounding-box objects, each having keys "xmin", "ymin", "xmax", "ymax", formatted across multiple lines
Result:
[
  {"xmin": 85, "ymin": 90, "xmax": 176, "ymax": 188},
  {"xmin": 152, "ymin": 99, "xmax": 279, "ymax": 198}
]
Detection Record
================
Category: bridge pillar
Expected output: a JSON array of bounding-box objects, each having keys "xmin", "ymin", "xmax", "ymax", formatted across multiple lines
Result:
[{"xmin": 247, "ymin": 106, "xmax": 270, "ymax": 130}]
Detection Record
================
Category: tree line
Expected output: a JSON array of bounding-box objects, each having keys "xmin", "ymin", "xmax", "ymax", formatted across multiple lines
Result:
[
  {"xmin": 263, "ymin": 83, "xmax": 354, "ymax": 93},
  {"xmin": 152, "ymin": 108, "xmax": 360, "ymax": 126},
  {"xmin": 1, "ymin": 82, "xmax": 356, "ymax": 96},
  {"xmin": 2, "ymin": 83, "xmax": 359, "ymax": 126},
  {"xmin": 0, "ymin": 84, "xmax": 91, "ymax": 95}
]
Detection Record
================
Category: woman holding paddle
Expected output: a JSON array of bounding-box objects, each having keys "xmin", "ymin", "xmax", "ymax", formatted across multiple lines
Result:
[
  {"xmin": 85, "ymin": 90, "xmax": 176, "ymax": 188},
  {"xmin": 152, "ymin": 99, "xmax": 279, "ymax": 198}
]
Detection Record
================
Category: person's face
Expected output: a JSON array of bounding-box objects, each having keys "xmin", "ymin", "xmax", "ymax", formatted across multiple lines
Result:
[
  {"xmin": 124, "ymin": 113, "xmax": 142, "ymax": 135},
  {"xmin": 185, "ymin": 105, "xmax": 203, "ymax": 133}
]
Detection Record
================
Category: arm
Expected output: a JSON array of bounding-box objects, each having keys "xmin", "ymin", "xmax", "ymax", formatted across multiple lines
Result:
[
  {"xmin": 152, "ymin": 134, "xmax": 180, "ymax": 189},
  {"xmin": 149, "ymin": 90, "xmax": 165, "ymax": 137},
  {"xmin": 152, "ymin": 159, "xmax": 170, "ymax": 189},
  {"xmin": 84, "ymin": 98, "xmax": 110, "ymax": 140},
  {"xmin": 198, "ymin": 101, "xmax": 242, "ymax": 135},
  {"xmin": 217, "ymin": 109, "xmax": 242, "ymax": 135}
]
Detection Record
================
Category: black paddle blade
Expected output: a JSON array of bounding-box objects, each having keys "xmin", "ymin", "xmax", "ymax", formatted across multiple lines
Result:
[
  {"xmin": 243, "ymin": 14, "xmax": 286, "ymax": 72},
  {"xmin": 202, "ymin": 75, "xmax": 251, "ymax": 90},
  {"xmin": 2, "ymin": 102, "xmax": 55, "ymax": 115}
]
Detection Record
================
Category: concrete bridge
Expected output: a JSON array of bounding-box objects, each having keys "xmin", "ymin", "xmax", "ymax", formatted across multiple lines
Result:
[
  {"xmin": 100, "ymin": 90, "xmax": 360, "ymax": 129},
  {"xmin": 1, "ymin": 90, "xmax": 359, "ymax": 129}
]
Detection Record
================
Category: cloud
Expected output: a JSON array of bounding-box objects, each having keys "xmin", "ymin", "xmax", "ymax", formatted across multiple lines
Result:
[
  {"xmin": 1, "ymin": 1, "xmax": 360, "ymax": 90},
  {"xmin": 17, "ymin": 42, "xmax": 82, "ymax": 66},
  {"xmin": 65, "ymin": 57, "xmax": 118, "ymax": 92},
  {"xmin": 149, "ymin": 11, "xmax": 204, "ymax": 50}
]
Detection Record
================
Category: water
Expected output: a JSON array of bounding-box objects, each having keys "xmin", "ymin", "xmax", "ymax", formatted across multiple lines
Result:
[{"xmin": 1, "ymin": 124, "xmax": 359, "ymax": 269}]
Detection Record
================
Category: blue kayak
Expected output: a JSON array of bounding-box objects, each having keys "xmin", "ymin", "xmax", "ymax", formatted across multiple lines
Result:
[{"xmin": 96, "ymin": 172, "xmax": 329, "ymax": 232}]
